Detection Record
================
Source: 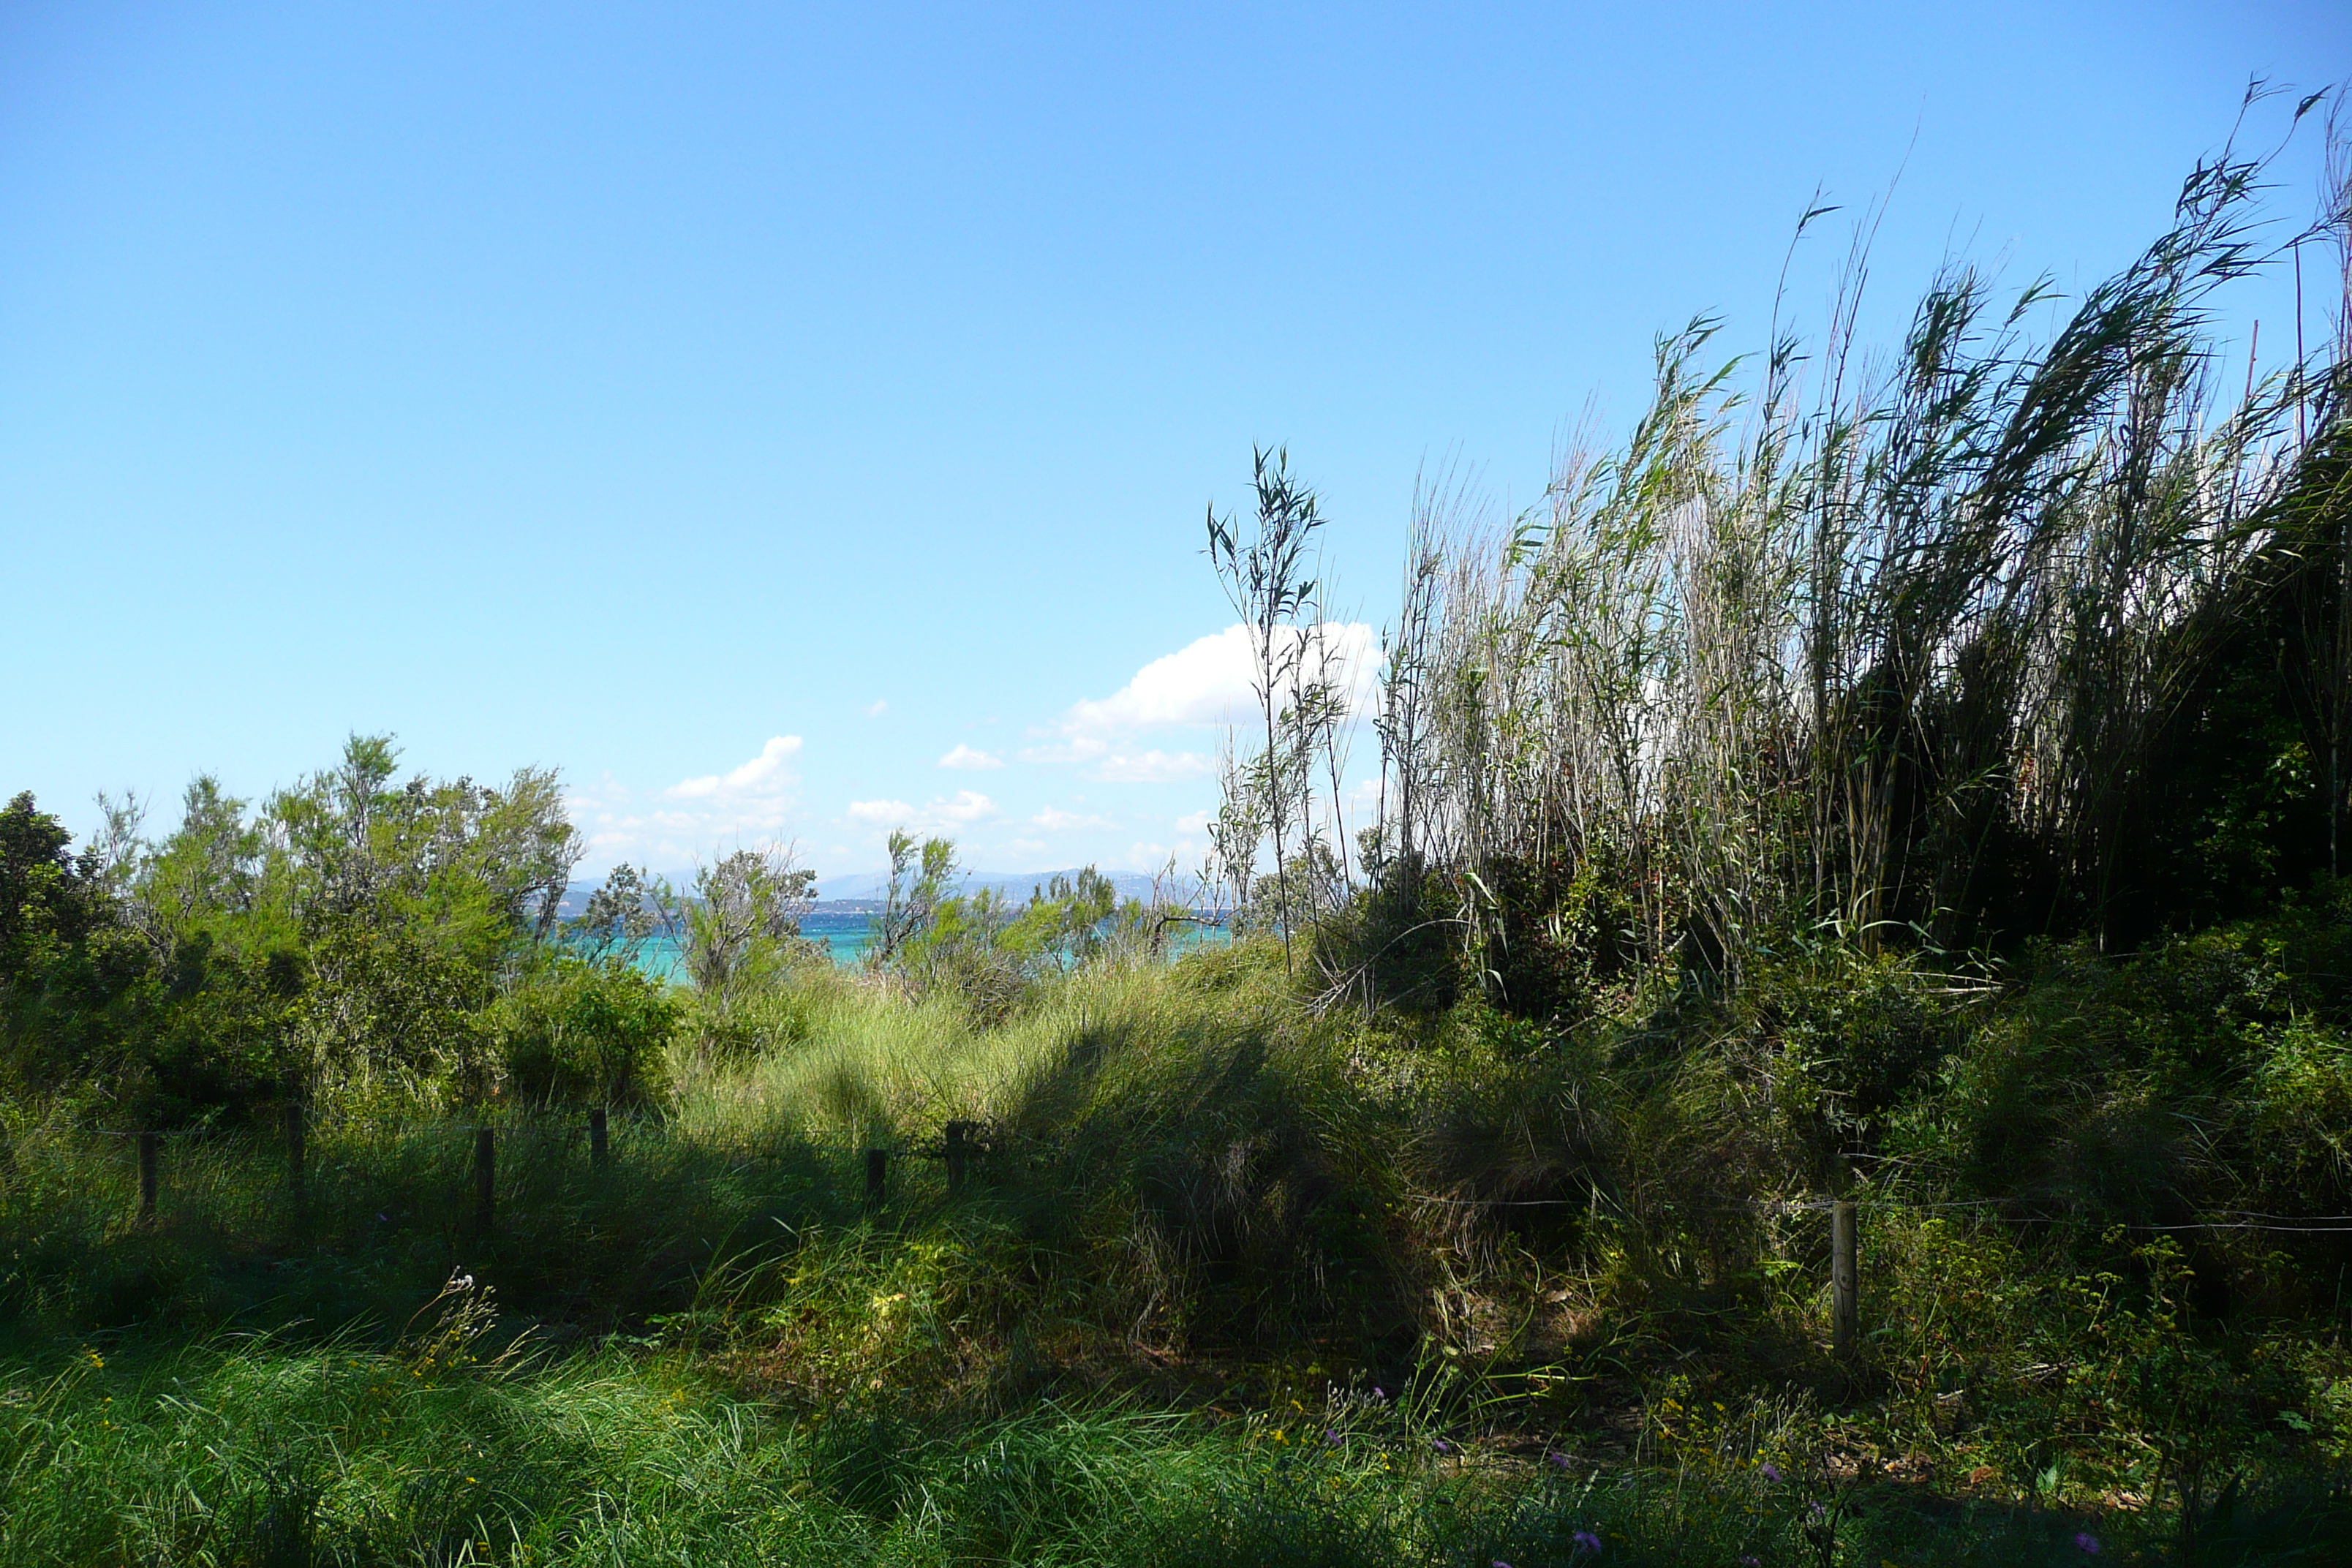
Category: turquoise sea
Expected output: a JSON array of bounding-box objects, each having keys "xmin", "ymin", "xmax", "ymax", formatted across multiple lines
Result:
[
  {"xmin": 628, "ymin": 909, "xmax": 1228, "ymax": 981},
  {"xmin": 630, "ymin": 910, "xmax": 877, "ymax": 980}
]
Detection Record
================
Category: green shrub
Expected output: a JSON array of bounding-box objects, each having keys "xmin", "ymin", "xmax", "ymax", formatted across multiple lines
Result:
[
  {"xmin": 493, "ymin": 956, "xmax": 679, "ymax": 1106},
  {"xmin": 2240, "ymin": 1017, "xmax": 2352, "ymax": 1215}
]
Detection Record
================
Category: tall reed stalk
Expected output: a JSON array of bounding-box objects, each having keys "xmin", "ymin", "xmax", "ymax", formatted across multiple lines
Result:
[{"xmin": 1365, "ymin": 105, "xmax": 2351, "ymax": 1002}]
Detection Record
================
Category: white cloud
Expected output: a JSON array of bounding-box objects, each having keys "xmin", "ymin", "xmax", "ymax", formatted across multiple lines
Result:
[
  {"xmin": 1018, "ymin": 736, "xmax": 1107, "ymax": 764},
  {"xmin": 1063, "ymin": 625, "xmax": 1256, "ymax": 731},
  {"xmin": 1060, "ymin": 622, "xmax": 1380, "ymax": 735},
  {"xmin": 865, "ymin": 699, "xmax": 889, "ymax": 717},
  {"xmin": 1091, "ymin": 749, "xmax": 1214, "ymax": 783},
  {"xmin": 1175, "ymin": 809, "xmax": 1212, "ymax": 834},
  {"xmin": 568, "ymin": 741, "xmax": 807, "ymax": 875},
  {"xmin": 1033, "ymin": 806, "xmax": 1115, "ymax": 832},
  {"xmin": 935, "ymin": 789, "xmax": 998, "ymax": 823},
  {"xmin": 666, "ymin": 736, "xmax": 803, "ymax": 799},
  {"xmin": 938, "ymin": 743, "xmax": 1004, "ymax": 770},
  {"xmin": 845, "ymin": 790, "xmax": 1000, "ymax": 834}
]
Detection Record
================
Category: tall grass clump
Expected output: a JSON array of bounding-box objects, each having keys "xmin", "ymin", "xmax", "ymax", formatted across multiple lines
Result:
[
  {"xmin": 1355, "ymin": 99, "xmax": 2351, "ymax": 1011},
  {"xmin": 20, "ymin": 1314, "xmax": 2321, "ymax": 1567}
]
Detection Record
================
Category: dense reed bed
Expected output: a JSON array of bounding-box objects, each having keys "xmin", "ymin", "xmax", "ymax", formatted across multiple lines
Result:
[{"xmin": 1332, "ymin": 113, "xmax": 2352, "ymax": 1014}]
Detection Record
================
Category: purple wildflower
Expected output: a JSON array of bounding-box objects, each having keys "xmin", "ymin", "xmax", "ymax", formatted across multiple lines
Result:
[
  {"xmin": 1548, "ymin": 1450, "xmax": 1574, "ymax": 1469},
  {"xmin": 1741, "ymin": 1558, "xmax": 1763, "ymax": 1567},
  {"xmin": 1570, "ymin": 1529, "xmax": 1603, "ymax": 1553},
  {"xmin": 1371, "ymin": 1387, "xmax": 1387, "ymax": 1401},
  {"xmin": 1433, "ymin": 1438, "xmax": 1455, "ymax": 1454},
  {"xmin": 1759, "ymin": 1463, "xmax": 1783, "ymax": 1482},
  {"xmin": 1324, "ymin": 1428, "xmax": 1341, "ymax": 1447},
  {"xmin": 1492, "ymin": 1561, "xmax": 1514, "ymax": 1568},
  {"xmin": 2074, "ymin": 1534, "xmax": 2101, "ymax": 1556}
]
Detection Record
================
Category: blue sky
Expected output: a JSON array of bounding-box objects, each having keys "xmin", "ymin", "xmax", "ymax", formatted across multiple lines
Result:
[{"xmin": 4, "ymin": 1, "xmax": 2342, "ymax": 879}]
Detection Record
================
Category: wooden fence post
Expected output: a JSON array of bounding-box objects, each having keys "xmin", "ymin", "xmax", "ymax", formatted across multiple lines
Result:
[
  {"xmin": 944, "ymin": 1121, "xmax": 972, "ymax": 1196},
  {"xmin": 865, "ymin": 1147, "xmax": 888, "ymax": 1210},
  {"xmin": 474, "ymin": 1128, "xmax": 496, "ymax": 1235},
  {"xmin": 137, "ymin": 1131, "xmax": 159, "ymax": 1225},
  {"xmin": 589, "ymin": 1107, "xmax": 609, "ymax": 1170},
  {"xmin": 1831, "ymin": 1199, "xmax": 1858, "ymax": 1357}
]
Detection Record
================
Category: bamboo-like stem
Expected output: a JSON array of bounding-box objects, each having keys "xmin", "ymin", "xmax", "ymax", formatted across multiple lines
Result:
[{"xmin": 1343, "ymin": 120, "xmax": 2346, "ymax": 998}]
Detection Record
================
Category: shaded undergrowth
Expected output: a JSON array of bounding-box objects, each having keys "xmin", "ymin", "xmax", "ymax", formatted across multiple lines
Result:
[{"xmin": 7, "ymin": 905, "xmax": 2352, "ymax": 1562}]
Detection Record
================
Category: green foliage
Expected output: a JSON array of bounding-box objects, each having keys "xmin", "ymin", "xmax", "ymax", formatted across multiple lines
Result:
[
  {"xmin": 2240, "ymin": 1017, "xmax": 2352, "ymax": 1215},
  {"xmin": 264, "ymin": 736, "xmax": 578, "ymax": 950},
  {"xmin": 494, "ymin": 955, "xmax": 679, "ymax": 1106},
  {"xmin": 875, "ymin": 845, "xmax": 1192, "ymax": 1021},
  {"xmin": 870, "ymin": 829, "xmax": 960, "ymax": 968},
  {"xmin": 666, "ymin": 847, "xmax": 819, "ymax": 1017},
  {"xmin": 1732, "ymin": 935, "xmax": 1977, "ymax": 1139},
  {"xmin": 0, "ymin": 791, "xmax": 101, "ymax": 958},
  {"xmin": 4, "ymin": 1304, "xmax": 2346, "ymax": 1564},
  {"xmin": 2, "ymin": 736, "xmax": 584, "ymax": 1122},
  {"xmin": 1884, "ymin": 881, "xmax": 2352, "ymax": 1236},
  {"xmin": 3, "ymin": 792, "xmax": 298, "ymax": 1120},
  {"xmin": 5, "ymin": 910, "xmax": 2352, "ymax": 1558},
  {"xmin": 1203, "ymin": 448, "xmax": 1347, "ymax": 960},
  {"xmin": 0, "ymin": 1331, "xmax": 1899, "ymax": 1566},
  {"xmin": 895, "ymin": 883, "xmax": 1030, "ymax": 1019},
  {"xmin": 293, "ymin": 907, "xmax": 498, "ymax": 1101},
  {"xmin": 572, "ymin": 862, "xmax": 660, "ymax": 964},
  {"xmin": 1339, "ymin": 109, "xmax": 2351, "ymax": 1027},
  {"xmin": 0, "ymin": 791, "xmax": 143, "ymax": 1095},
  {"xmin": 1316, "ymin": 847, "xmax": 1461, "ymax": 1016}
]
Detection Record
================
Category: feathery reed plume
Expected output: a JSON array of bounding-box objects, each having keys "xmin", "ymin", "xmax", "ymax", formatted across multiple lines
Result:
[{"xmin": 1355, "ymin": 98, "xmax": 2348, "ymax": 1009}]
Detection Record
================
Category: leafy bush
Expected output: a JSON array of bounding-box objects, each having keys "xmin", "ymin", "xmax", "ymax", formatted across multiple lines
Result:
[
  {"xmin": 494, "ymin": 956, "xmax": 679, "ymax": 1106},
  {"xmin": 4, "ymin": 737, "xmax": 587, "ymax": 1120}
]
